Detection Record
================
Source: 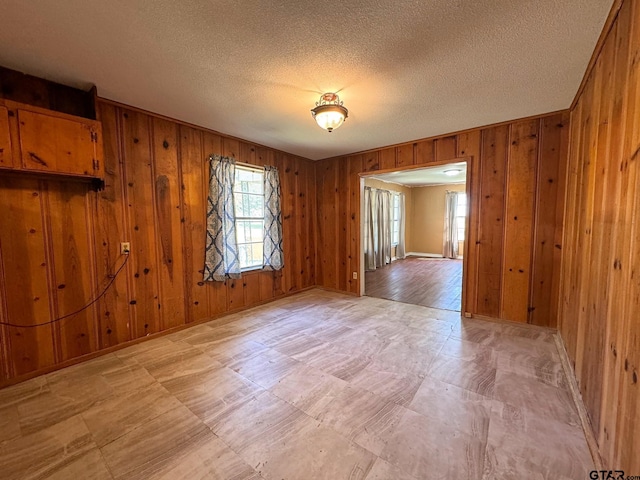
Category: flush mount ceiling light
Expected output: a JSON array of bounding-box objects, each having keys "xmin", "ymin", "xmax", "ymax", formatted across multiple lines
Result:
[
  {"xmin": 311, "ymin": 93, "xmax": 348, "ymax": 132},
  {"xmin": 443, "ymin": 168, "xmax": 462, "ymax": 176}
]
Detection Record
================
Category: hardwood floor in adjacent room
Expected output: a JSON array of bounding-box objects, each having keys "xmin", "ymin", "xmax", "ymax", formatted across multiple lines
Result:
[
  {"xmin": 0, "ymin": 290, "xmax": 592, "ymax": 479},
  {"xmin": 365, "ymin": 256, "xmax": 463, "ymax": 311}
]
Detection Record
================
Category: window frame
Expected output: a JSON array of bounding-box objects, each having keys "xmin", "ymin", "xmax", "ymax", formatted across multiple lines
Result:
[
  {"xmin": 455, "ymin": 192, "xmax": 467, "ymax": 242},
  {"xmin": 392, "ymin": 193, "xmax": 400, "ymax": 247},
  {"xmin": 233, "ymin": 165, "xmax": 265, "ymax": 271}
]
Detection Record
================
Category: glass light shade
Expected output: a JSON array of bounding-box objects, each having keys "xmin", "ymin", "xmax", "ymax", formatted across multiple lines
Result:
[
  {"xmin": 311, "ymin": 99, "xmax": 348, "ymax": 132},
  {"xmin": 443, "ymin": 169, "xmax": 462, "ymax": 176}
]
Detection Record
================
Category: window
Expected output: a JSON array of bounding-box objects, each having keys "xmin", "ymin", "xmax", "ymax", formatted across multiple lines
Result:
[
  {"xmin": 456, "ymin": 193, "xmax": 467, "ymax": 241},
  {"xmin": 392, "ymin": 193, "xmax": 400, "ymax": 246},
  {"xmin": 233, "ymin": 166, "xmax": 264, "ymax": 270}
]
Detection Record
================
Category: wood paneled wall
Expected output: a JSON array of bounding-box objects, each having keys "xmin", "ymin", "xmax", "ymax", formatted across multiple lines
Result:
[
  {"xmin": 316, "ymin": 111, "xmax": 569, "ymax": 327},
  {"xmin": 559, "ymin": 0, "xmax": 639, "ymax": 471},
  {"xmin": 0, "ymin": 99, "xmax": 316, "ymax": 386}
]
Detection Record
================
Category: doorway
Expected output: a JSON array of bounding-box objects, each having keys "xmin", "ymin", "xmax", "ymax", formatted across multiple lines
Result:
[{"xmin": 361, "ymin": 161, "xmax": 468, "ymax": 312}]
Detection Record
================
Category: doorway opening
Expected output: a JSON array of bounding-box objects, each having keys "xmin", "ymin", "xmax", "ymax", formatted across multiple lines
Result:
[{"xmin": 361, "ymin": 161, "xmax": 468, "ymax": 312}]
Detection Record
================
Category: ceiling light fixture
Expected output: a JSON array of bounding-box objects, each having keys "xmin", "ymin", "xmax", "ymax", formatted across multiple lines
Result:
[
  {"xmin": 443, "ymin": 168, "xmax": 462, "ymax": 176},
  {"xmin": 311, "ymin": 93, "xmax": 348, "ymax": 132}
]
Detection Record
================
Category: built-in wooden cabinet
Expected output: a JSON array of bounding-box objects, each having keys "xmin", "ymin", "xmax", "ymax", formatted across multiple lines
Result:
[{"xmin": 0, "ymin": 99, "xmax": 103, "ymax": 181}]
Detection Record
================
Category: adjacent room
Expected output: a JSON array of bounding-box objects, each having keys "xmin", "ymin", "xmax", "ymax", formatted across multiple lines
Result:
[
  {"xmin": 0, "ymin": 0, "xmax": 638, "ymax": 479},
  {"xmin": 363, "ymin": 163, "xmax": 467, "ymax": 311}
]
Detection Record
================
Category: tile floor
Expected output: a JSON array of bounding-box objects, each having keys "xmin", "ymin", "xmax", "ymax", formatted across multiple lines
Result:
[
  {"xmin": 365, "ymin": 257, "xmax": 463, "ymax": 311},
  {"xmin": 0, "ymin": 289, "xmax": 593, "ymax": 479}
]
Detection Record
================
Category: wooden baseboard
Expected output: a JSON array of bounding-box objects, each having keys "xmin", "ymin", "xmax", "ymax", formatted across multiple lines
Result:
[
  {"xmin": 554, "ymin": 334, "xmax": 603, "ymax": 470},
  {"xmin": 313, "ymin": 285, "xmax": 359, "ymax": 297},
  {"xmin": 470, "ymin": 312, "xmax": 557, "ymax": 333}
]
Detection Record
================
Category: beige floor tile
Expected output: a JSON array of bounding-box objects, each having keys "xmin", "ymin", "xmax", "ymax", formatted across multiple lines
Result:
[
  {"xmin": 162, "ymin": 363, "xmax": 262, "ymax": 423},
  {"xmin": 0, "ymin": 376, "xmax": 48, "ymax": 410},
  {"xmin": 350, "ymin": 367, "xmax": 423, "ymax": 406},
  {"xmin": 270, "ymin": 364, "xmax": 348, "ymax": 417},
  {"xmin": 100, "ymin": 405, "xmax": 211, "ymax": 479},
  {"xmin": 208, "ymin": 389, "xmax": 307, "ymax": 453},
  {"xmin": 82, "ymin": 381, "xmax": 182, "ymax": 447},
  {"xmin": 493, "ymin": 369, "xmax": 579, "ymax": 425},
  {"xmin": 409, "ymin": 376, "xmax": 491, "ymax": 438},
  {"xmin": 365, "ymin": 457, "xmax": 420, "ymax": 480},
  {"xmin": 202, "ymin": 337, "xmax": 269, "ymax": 365},
  {"xmin": 0, "ymin": 404, "xmax": 21, "ymax": 443},
  {"xmin": 44, "ymin": 448, "xmax": 113, "ymax": 480},
  {"xmin": 316, "ymin": 384, "xmax": 408, "ymax": 455},
  {"xmin": 381, "ymin": 409, "xmax": 486, "ymax": 480},
  {"xmin": 428, "ymin": 352, "xmax": 497, "ymax": 396},
  {"xmin": 0, "ymin": 414, "xmax": 97, "ymax": 480},
  {"xmin": 242, "ymin": 417, "xmax": 376, "ymax": 480},
  {"xmin": 146, "ymin": 435, "xmax": 260, "ymax": 480},
  {"xmin": 228, "ymin": 347, "xmax": 304, "ymax": 389},
  {"xmin": 0, "ymin": 289, "xmax": 592, "ymax": 479},
  {"xmin": 483, "ymin": 400, "xmax": 592, "ymax": 479}
]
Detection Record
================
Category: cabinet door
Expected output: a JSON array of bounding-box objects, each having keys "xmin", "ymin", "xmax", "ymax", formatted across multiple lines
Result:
[
  {"xmin": 18, "ymin": 109, "xmax": 100, "ymax": 176},
  {"xmin": 0, "ymin": 106, "xmax": 12, "ymax": 168}
]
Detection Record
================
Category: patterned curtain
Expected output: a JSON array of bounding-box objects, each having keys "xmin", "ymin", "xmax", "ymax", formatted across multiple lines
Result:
[
  {"xmin": 204, "ymin": 155, "xmax": 241, "ymax": 281},
  {"xmin": 443, "ymin": 191, "xmax": 459, "ymax": 259},
  {"xmin": 263, "ymin": 165, "xmax": 284, "ymax": 270}
]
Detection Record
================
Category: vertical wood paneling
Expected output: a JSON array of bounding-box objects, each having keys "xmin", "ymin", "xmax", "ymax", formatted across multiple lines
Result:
[
  {"xmin": 0, "ymin": 177, "xmax": 55, "ymax": 375},
  {"xmin": 316, "ymin": 111, "xmax": 568, "ymax": 331},
  {"xmin": 415, "ymin": 139, "xmax": 435, "ymax": 164},
  {"xmin": 378, "ymin": 148, "xmax": 395, "ymax": 170},
  {"xmin": 558, "ymin": 0, "xmax": 640, "ymax": 471},
  {"xmin": 348, "ymin": 155, "xmax": 363, "ymax": 294},
  {"xmin": 396, "ymin": 144, "xmax": 414, "ymax": 167},
  {"xmin": 435, "ymin": 135, "xmax": 457, "ymax": 161},
  {"xmin": 500, "ymin": 120, "xmax": 539, "ymax": 323},
  {"xmin": 0, "ymin": 99, "xmax": 318, "ymax": 386},
  {"xmin": 94, "ymin": 104, "xmax": 130, "ymax": 347},
  {"xmin": 151, "ymin": 117, "xmax": 185, "ymax": 330},
  {"xmin": 475, "ymin": 126, "xmax": 508, "ymax": 317},
  {"xmin": 47, "ymin": 181, "xmax": 98, "ymax": 361},
  {"xmin": 121, "ymin": 109, "xmax": 160, "ymax": 338},
  {"xmin": 530, "ymin": 113, "xmax": 570, "ymax": 327},
  {"xmin": 179, "ymin": 126, "xmax": 208, "ymax": 322}
]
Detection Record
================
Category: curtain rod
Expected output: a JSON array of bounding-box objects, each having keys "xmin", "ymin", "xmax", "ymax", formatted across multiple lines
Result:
[
  {"xmin": 365, "ymin": 186, "xmax": 403, "ymax": 195},
  {"xmin": 209, "ymin": 155, "xmax": 264, "ymax": 171}
]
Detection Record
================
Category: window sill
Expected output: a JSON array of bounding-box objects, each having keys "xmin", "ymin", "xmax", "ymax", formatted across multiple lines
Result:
[{"xmin": 241, "ymin": 265, "xmax": 264, "ymax": 273}]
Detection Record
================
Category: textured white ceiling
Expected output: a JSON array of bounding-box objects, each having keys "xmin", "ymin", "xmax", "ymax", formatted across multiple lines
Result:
[
  {"xmin": 0, "ymin": 0, "xmax": 611, "ymax": 160},
  {"xmin": 369, "ymin": 162, "xmax": 467, "ymax": 187}
]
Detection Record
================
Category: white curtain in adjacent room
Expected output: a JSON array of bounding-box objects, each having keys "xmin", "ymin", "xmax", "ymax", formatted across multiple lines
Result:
[
  {"xmin": 363, "ymin": 187, "xmax": 376, "ymax": 271},
  {"xmin": 396, "ymin": 193, "xmax": 406, "ymax": 260},
  {"xmin": 443, "ymin": 191, "xmax": 459, "ymax": 259},
  {"xmin": 374, "ymin": 189, "xmax": 393, "ymax": 268}
]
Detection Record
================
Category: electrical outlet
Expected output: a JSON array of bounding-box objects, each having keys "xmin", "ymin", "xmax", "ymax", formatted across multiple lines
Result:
[
  {"xmin": 352, "ymin": 271, "xmax": 358, "ymax": 280},
  {"xmin": 120, "ymin": 242, "xmax": 131, "ymax": 255}
]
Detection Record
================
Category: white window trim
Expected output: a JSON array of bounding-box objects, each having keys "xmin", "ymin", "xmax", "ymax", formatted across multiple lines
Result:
[{"xmin": 234, "ymin": 165, "xmax": 265, "ymax": 271}]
